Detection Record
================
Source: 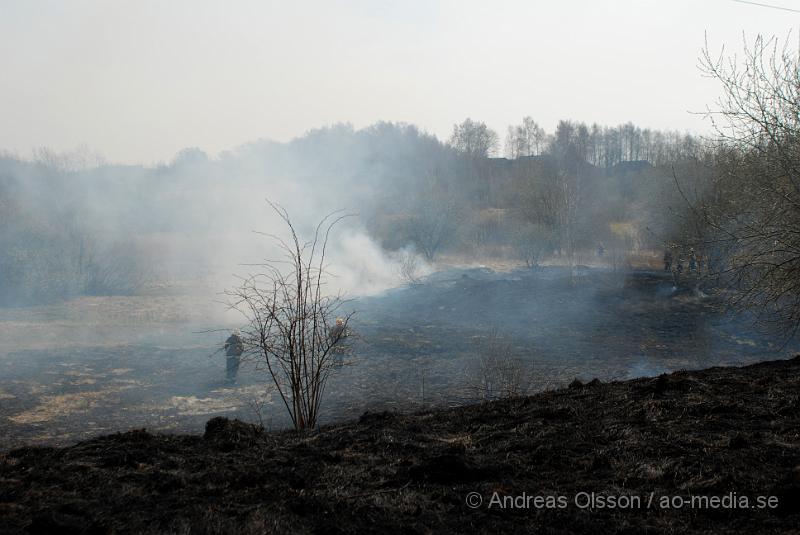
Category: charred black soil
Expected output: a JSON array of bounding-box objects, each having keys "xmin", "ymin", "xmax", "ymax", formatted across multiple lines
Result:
[{"xmin": 2, "ymin": 356, "xmax": 799, "ymax": 534}]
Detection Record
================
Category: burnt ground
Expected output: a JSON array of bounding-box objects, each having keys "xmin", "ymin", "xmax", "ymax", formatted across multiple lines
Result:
[
  {"xmin": 1, "ymin": 356, "xmax": 799, "ymax": 534},
  {"xmin": 2, "ymin": 267, "xmax": 798, "ymax": 449}
]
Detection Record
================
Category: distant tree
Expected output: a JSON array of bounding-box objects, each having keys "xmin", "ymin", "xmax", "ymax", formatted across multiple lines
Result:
[
  {"xmin": 504, "ymin": 125, "xmax": 522, "ymax": 159},
  {"xmin": 589, "ymin": 123, "xmax": 603, "ymax": 165},
  {"xmin": 575, "ymin": 123, "xmax": 590, "ymax": 162},
  {"xmin": 504, "ymin": 117, "xmax": 546, "ymax": 159},
  {"xmin": 172, "ymin": 147, "xmax": 209, "ymax": 167},
  {"xmin": 32, "ymin": 145, "xmax": 105, "ymax": 172},
  {"xmin": 449, "ymin": 118, "xmax": 499, "ymax": 158},
  {"xmin": 555, "ymin": 170, "xmax": 581, "ymax": 267},
  {"xmin": 406, "ymin": 195, "xmax": 459, "ymax": 261},
  {"xmin": 512, "ymin": 161, "xmax": 561, "ymax": 229},
  {"xmin": 550, "ymin": 120, "xmax": 578, "ymax": 170},
  {"xmin": 513, "ymin": 223, "xmax": 556, "ymax": 269}
]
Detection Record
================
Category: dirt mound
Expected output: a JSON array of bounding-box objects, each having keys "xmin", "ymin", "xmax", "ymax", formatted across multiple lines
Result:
[
  {"xmin": 203, "ymin": 417, "xmax": 264, "ymax": 450},
  {"xmin": 1, "ymin": 356, "xmax": 799, "ymax": 534}
]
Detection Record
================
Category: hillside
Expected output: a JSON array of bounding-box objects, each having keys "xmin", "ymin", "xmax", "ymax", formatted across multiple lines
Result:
[{"xmin": 2, "ymin": 357, "xmax": 799, "ymax": 534}]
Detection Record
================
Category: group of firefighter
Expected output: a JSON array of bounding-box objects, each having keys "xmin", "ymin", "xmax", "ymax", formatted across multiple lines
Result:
[{"xmin": 662, "ymin": 244, "xmax": 711, "ymax": 276}]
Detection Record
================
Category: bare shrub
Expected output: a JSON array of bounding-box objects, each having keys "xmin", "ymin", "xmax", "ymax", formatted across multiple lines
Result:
[
  {"xmin": 513, "ymin": 223, "xmax": 555, "ymax": 269},
  {"xmin": 83, "ymin": 241, "xmax": 151, "ymax": 296},
  {"xmin": 406, "ymin": 199, "xmax": 459, "ymax": 261},
  {"xmin": 227, "ymin": 202, "xmax": 354, "ymax": 431},
  {"xmin": 397, "ymin": 249, "xmax": 424, "ymax": 286},
  {"xmin": 695, "ymin": 34, "xmax": 800, "ymax": 335},
  {"xmin": 464, "ymin": 330, "xmax": 532, "ymax": 401}
]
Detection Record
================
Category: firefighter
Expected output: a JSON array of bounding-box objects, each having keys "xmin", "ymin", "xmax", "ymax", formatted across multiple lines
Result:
[
  {"xmin": 663, "ymin": 247, "xmax": 673, "ymax": 272},
  {"xmin": 688, "ymin": 247, "xmax": 697, "ymax": 273},
  {"xmin": 329, "ymin": 318, "xmax": 348, "ymax": 366},
  {"xmin": 224, "ymin": 330, "xmax": 244, "ymax": 384},
  {"xmin": 695, "ymin": 250, "xmax": 704, "ymax": 274},
  {"xmin": 329, "ymin": 318, "xmax": 347, "ymax": 345}
]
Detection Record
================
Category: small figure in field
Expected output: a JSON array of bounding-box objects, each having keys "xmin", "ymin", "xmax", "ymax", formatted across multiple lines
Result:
[
  {"xmin": 597, "ymin": 243, "xmax": 605, "ymax": 258},
  {"xmin": 329, "ymin": 318, "xmax": 348, "ymax": 346},
  {"xmin": 663, "ymin": 247, "xmax": 673, "ymax": 272},
  {"xmin": 676, "ymin": 255, "xmax": 684, "ymax": 274},
  {"xmin": 688, "ymin": 248, "xmax": 697, "ymax": 273},
  {"xmin": 329, "ymin": 318, "xmax": 349, "ymax": 366},
  {"xmin": 695, "ymin": 251, "xmax": 704, "ymax": 274},
  {"xmin": 224, "ymin": 330, "xmax": 244, "ymax": 384}
]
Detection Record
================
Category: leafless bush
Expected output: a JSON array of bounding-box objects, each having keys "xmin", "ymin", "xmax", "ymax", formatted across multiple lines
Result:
[
  {"xmin": 82, "ymin": 241, "xmax": 151, "ymax": 296},
  {"xmin": 513, "ymin": 223, "xmax": 555, "ymax": 269},
  {"xmin": 463, "ymin": 330, "xmax": 532, "ymax": 401},
  {"xmin": 695, "ymin": 34, "xmax": 800, "ymax": 336},
  {"xmin": 227, "ymin": 201, "xmax": 354, "ymax": 431},
  {"xmin": 397, "ymin": 249, "xmax": 424, "ymax": 286}
]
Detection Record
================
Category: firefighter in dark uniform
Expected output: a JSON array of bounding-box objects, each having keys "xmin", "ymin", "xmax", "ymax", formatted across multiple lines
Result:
[
  {"xmin": 224, "ymin": 330, "xmax": 244, "ymax": 384},
  {"xmin": 329, "ymin": 318, "xmax": 348, "ymax": 367},
  {"xmin": 675, "ymin": 247, "xmax": 684, "ymax": 275},
  {"xmin": 688, "ymin": 248, "xmax": 697, "ymax": 273}
]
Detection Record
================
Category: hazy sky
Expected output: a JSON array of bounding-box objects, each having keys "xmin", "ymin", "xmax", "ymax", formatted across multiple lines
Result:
[{"xmin": 0, "ymin": 0, "xmax": 797, "ymax": 164}]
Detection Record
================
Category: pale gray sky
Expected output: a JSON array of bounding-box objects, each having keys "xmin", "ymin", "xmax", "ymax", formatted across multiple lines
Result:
[{"xmin": 0, "ymin": 0, "xmax": 797, "ymax": 164}]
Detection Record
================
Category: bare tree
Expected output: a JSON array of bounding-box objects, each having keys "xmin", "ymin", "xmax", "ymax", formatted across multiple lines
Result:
[
  {"xmin": 504, "ymin": 117, "xmax": 546, "ymax": 159},
  {"xmin": 556, "ymin": 170, "xmax": 581, "ymax": 270},
  {"xmin": 227, "ymin": 202, "xmax": 354, "ymax": 430},
  {"xmin": 82, "ymin": 241, "xmax": 151, "ymax": 296},
  {"xmin": 406, "ymin": 203, "xmax": 457, "ymax": 262},
  {"xmin": 405, "ymin": 176, "xmax": 460, "ymax": 261},
  {"xmin": 696, "ymin": 34, "xmax": 800, "ymax": 335},
  {"xmin": 397, "ymin": 249, "xmax": 424, "ymax": 285},
  {"xmin": 513, "ymin": 222, "xmax": 555, "ymax": 269},
  {"xmin": 505, "ymin": 125, "xmax": 522, "ymax": 159},
  {"xmin": 449, "ymin": 118, "xmax": 499, "ymax": 158}
]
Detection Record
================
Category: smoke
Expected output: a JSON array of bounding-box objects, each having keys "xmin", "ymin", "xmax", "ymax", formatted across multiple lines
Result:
[
  {"xmin": 0, "ymin": 120, "xmax": 718, "ymax": 319},
  {"xmin": 627, "ymin": 359, "xmax": 669, "ymax": 379},
  {"xmin": 0, "ymin": 125, "xmax": 444, "ymax": 319}
]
